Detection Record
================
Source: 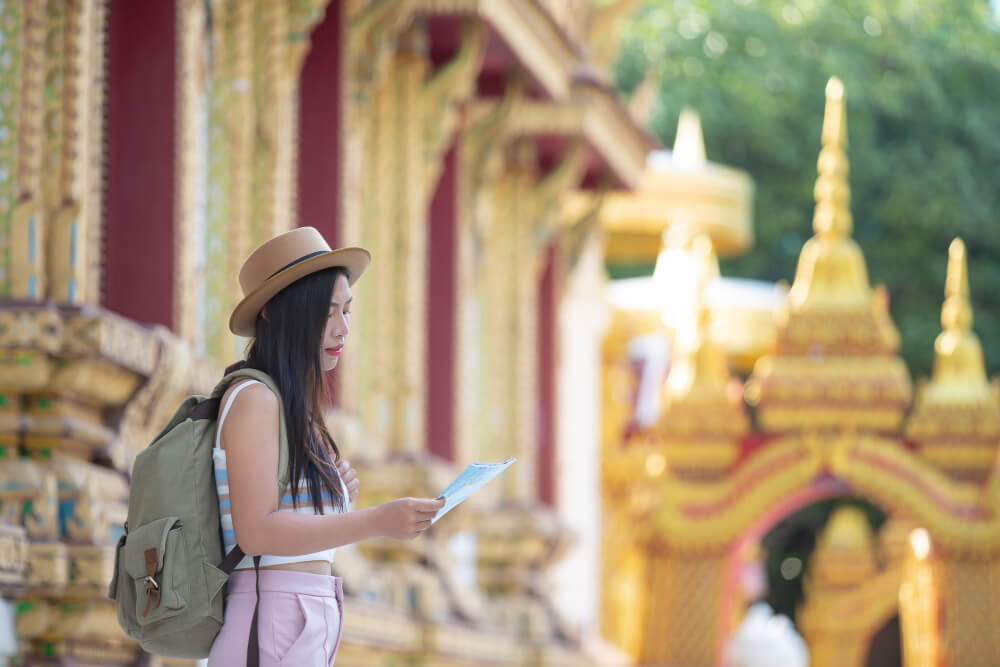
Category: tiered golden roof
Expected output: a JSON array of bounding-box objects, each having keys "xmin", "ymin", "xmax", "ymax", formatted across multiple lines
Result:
[
  {"xmin": 565, "ymin": 107, "xmax": 753, "ymax": 264},
  {"xmin": 747, "ymin": 78, "xmax": 912, "ymax": 431}
]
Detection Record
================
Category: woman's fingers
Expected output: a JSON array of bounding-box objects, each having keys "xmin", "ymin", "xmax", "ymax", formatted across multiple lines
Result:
[{"xmin": 415, "ymin": 498, "xmax": 446, "ymax": 513}]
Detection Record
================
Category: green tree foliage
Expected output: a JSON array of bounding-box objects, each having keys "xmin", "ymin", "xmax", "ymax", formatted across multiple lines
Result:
[{"xmin": 613, "ymin": 0, "xmax": 1000, "ymax": 380}]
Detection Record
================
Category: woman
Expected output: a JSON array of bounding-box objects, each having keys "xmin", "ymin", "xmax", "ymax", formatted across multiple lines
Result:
[{"xmin": 208, "ymin": 227, "xmax": 444, "ymax": 666}]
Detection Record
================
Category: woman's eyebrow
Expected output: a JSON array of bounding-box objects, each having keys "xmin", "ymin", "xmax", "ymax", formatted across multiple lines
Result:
[{"xmin": 330, "ymin": 297, "xmax": 354, "ymax": 308}]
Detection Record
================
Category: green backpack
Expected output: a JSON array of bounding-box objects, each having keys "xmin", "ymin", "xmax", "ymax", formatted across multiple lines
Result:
[{"xmin": 109, "ymin": 365, "xmax": 289, "ymax": 662}]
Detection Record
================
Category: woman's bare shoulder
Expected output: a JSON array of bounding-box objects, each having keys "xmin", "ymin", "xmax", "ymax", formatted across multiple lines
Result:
[{"xmin": 219, "ymin": 380, "xmax": 278, "ymax": 449}]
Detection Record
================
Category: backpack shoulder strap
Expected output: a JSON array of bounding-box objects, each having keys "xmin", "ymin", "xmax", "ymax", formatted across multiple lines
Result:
[{"xmin": 212, "ymin": 367, "xmax": 290, "ymax": 497}]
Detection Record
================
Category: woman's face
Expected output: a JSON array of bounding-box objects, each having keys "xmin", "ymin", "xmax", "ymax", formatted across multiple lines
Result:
[{"xmin": 321, "ymin": 274, "xmax": 352, "ymax": 372}]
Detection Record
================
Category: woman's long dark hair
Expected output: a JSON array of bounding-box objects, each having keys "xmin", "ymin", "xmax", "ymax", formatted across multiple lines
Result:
[{"xmin": 245, "ymin": 266, "xmax": 347, "ymax": 513}]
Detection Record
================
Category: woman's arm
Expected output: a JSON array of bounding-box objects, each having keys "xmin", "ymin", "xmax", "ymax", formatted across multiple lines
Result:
[{"xmin": 221, "ymin": 383, "xmax": 441, "ymax": 556}]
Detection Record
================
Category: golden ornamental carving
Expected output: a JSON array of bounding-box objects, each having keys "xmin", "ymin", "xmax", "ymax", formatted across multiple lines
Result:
[
  {"xmin": 0, "ymin": 520, "xmax": 27, "ymax": 589},
  {"xmin": 286, "ymin": 0, "xmax": 333, "ymax": 75},
  {"xmin": 66, "ymin": 545, "xmax": 117, "ymax": 598},
  {"xmin": 348, "ymin": 0, "xmax": 417, "ymax": 93},
  {"xmin": 531, "ymin": 142, "xmax": 589, "ymax": 245},
  {"xmin": 27, "ymin": 473, "xmax": 59, "ymax": 541},
  {"xmin": 61, "ymin": 307, "xmax": 159, "ymax": 376},
  {"xmin": 24, "ymin": 540, "xmax": 69, "ymax": 594},
  {"xmin": 16, "ymin": 598, "xmax": 56, "ymax": 639},
  {"xmin": 798, "ymin": 508, "xmax": 902, "ymax": 667},
  {"xmin": 112, "ymin": 327, "xmax": 195, "ymax": 472},
  {"xmin": 415, "ymin": 0, "xmax": 575, "ymax": 99},
  {"xmin": 473, "ymin": 502, "xmax": 572, "ymax": 594},
  {"xmin": 462, "ymin": 77, "xmax": 525, "ymax": 193},
  {"xmin": 422, "ymin": 21, "xmax": 487, "ymax": 193}
]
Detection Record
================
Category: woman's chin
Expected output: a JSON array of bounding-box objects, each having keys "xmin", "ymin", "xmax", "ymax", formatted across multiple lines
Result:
[{"xmin": 321, "ymin": 357, "xmax": 339, "ymax": 372}]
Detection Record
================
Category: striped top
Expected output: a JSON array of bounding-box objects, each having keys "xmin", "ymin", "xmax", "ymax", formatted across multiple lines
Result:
[{"xmin": 212, "ymin": 380, "xmax": 349, "ymax": 570}]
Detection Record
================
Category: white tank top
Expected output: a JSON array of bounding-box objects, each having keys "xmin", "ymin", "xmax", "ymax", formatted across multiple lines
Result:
[{"xmin": 212, "ymin": 380, "xmax": 349, "ymax": 570}]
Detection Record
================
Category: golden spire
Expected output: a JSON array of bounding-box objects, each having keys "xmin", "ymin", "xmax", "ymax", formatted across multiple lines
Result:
[
  {"xmin": 673, "ymin": 108, "xmax": 707, "ymax": 168},
  {"xmin": 663, "ymin": 235, "xmax": 730, "ymax": 400},
  {"xmin": 941, "ymin": 238, "xmax": 972, "ymax": 333},
  {"xmin": 906, "ymin": 238, "xmax": 998, "ymax": 481},
  {"xmin": 813, "ymin": 77, "xmax": 852, "ymax": 239},
  {"xmin": 925, "ymin": 237, "xmax": 990, "ymax": 401},
  {"xmin": 788, "ymin": 77, "xmax": 871, "ymax": 310}
]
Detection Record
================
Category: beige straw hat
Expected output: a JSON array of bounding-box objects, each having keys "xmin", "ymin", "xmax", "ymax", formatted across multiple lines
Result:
[{"xmin": 229, "ymin": 227, "xmax": 370, "ymax": 336}]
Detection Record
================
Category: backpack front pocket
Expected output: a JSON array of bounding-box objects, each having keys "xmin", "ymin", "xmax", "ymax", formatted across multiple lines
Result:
[{"xmin": 123, "ymin": 516, "xmax": 188, "ymax": 625}]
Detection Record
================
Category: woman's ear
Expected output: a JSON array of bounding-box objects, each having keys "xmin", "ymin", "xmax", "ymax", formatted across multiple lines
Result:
[{"xmin": 261, "ymin": 305, "xmax": 268, "ymax": 321}]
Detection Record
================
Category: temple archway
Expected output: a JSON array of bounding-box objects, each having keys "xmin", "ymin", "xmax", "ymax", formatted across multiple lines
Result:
[{"xmin": 718, "ymin": 480, "xmax": 906, "ymax": 667}]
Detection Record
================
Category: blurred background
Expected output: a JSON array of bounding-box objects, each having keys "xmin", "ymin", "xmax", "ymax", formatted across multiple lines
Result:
[{"xmin": 0, "ymin": 0, "xmax": 998, "ymax": 665}]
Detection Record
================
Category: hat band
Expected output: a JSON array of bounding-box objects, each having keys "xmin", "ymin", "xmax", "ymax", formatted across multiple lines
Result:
[{"xmin": 265, "ymin": 250, "xmax": 328, "ymax": 280}]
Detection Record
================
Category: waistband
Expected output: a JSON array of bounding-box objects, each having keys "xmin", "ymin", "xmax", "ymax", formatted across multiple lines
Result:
[{"xmin": 227, "ymin": 568, "xmax": 343, "ymax": 598}]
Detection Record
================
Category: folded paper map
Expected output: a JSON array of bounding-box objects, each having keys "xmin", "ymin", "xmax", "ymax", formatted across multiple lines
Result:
[{"xmin": 432, "ymin": 457, "xmax": 516, "ymax": 523}]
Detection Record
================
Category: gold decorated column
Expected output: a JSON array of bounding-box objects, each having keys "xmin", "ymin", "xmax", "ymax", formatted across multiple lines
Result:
[
  {"xmin": 174, "ymin": 0, "xmax": 210, "ymax": 346},
  {"xmin": 338, "ymin": 3, "xmax": 417, "ymax": 441},
  {"xmin": 44, "ymin": 0, "xmax": 106, "ymax": 305},
  {"xmin": 455, "ymin": 82, "xmax": 521, "ymax": 469},
  {"xmin": 200, "ymin": 0, "xmax": 243, "ymax": 360},
  {"xmin": 355, "ymin": 22, "xmax": 430, "ymax": 453},
  {"xmin": 3, "ymin": 1, "xmax": 45, "ymax": 299},
  {"xmin": 345, "ymin": 13, "xmax": 485, "ymax": 455},
  {"xmin": 249, "ymin": 0, "xmax": 290, "ymax": 246},
  {"xmin": 507, "ymin": 142, "xmax": 587, "ymax": 500}
]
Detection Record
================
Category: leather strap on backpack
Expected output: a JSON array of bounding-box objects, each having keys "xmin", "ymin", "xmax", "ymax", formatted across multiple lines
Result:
[
  {"xmin": 219, "ymin": 546, "xmax": 261, "ymax": 667},
  {"xmin": 247, "ymin": 555, "xmax": 262, "ymax": 667}
]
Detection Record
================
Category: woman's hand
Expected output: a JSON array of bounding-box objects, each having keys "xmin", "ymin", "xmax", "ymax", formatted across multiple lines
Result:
[
  {"xmin": 338, "ymin": 460, "xmax": 359, "ymax": 503},
  {"xmin": 374, "ymin": 497, "xmax": 446, "ymax": 540}
]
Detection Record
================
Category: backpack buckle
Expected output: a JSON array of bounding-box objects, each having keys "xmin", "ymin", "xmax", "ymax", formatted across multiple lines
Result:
[{"xmin": 142, "ymin": 548, "xmax": 161, "ymax": 617}]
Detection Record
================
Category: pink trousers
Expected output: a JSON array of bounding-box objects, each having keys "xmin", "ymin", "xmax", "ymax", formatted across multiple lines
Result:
[{"xmin": 208, "ymin": 569, "xmax": 344, "ymax": 666}]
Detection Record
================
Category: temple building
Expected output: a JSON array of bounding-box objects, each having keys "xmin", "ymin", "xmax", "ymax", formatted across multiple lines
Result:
[
  {"xmin": 0, "ymin": 0, "xmax": 651, "ymax": 664},
  {"xmin": 1, "ymin": 1, "xmax": 999, "ymax": 666},
  {"xmin": 599, "ymin": 77, "xmax": 1000, "ymax": 666}
]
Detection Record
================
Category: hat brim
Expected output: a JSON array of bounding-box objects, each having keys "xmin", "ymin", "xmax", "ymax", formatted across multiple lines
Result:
[{"xmin": 229, "ymin": 247, "xmax": 370, "ymax": 336}]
